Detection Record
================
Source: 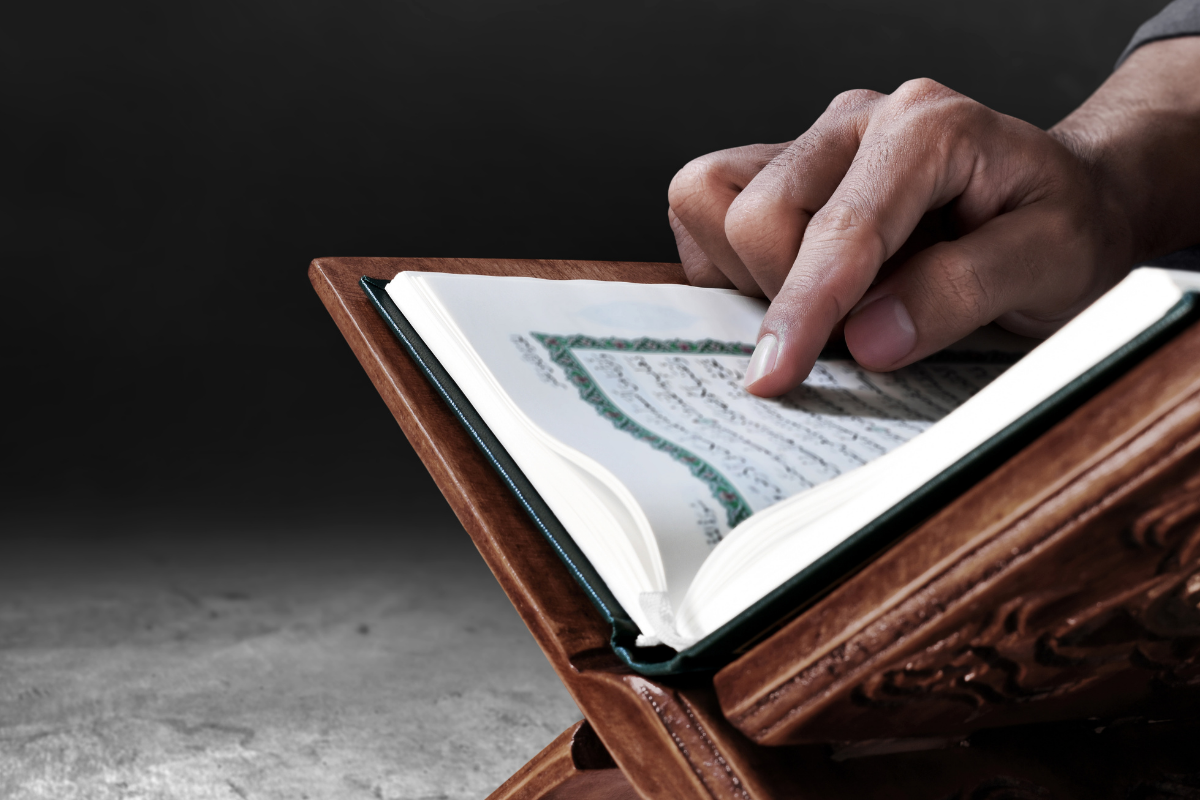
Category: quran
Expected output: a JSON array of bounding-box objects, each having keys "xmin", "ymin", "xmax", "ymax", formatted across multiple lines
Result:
[{"xmin": 365, "ymin": 267, "xmax": 1200, "ymax": 674}]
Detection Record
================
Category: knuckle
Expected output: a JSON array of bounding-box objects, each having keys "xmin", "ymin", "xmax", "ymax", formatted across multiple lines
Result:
[
  {"xmin": 722, "ymin": 195, "xmax": 759, "ymax": 249},
  {"xmin": 810, "ymin": 201, "xmax": 886, "ymax": 260},
  {"xmin": 668, "ymin": 156, "xmax": 722, "ymax": 211},
  {"xmin": 813, "ymin": 202, "xmax": 862, "ymax": 237},
  {"xmin": 724, "ymin": 192, "xmax": 769, "ymax": 242},
  {"xmin": 667, "ymin": 158, "xmax": 707, "ymax": 210},
  {"xmin": 947, "ymin": 268, "xmax": 991, "ymax": 322},
  {"xmin": 876, "ymin": 81, "xmax": 984, "ymax": 167},
  {"xmin": 826, "ymin": 88, "xmax": 882, "ymax": 117},
  {"xmin": 890, "ymin": 77, "xmax": 953, "ymax": 106},
  {"xmin": 724, "ymin": 194, "xmax": 788, "ymax": 264},
  {"xmin": 668, "ymin": 151, "xmax": 754, "ymax": 226},
  {"xmin": 885, "ymin": 79, "xmax": 979, "ymax": 135},
  {"xmin": 803, "ymin": 202, "xmax": 889, "ymax": 310}
]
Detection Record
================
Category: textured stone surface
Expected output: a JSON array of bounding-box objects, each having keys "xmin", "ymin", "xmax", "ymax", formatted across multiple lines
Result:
[{"xmin": 0, "ymin": 512, "xmax": 581, "ymax": 799}]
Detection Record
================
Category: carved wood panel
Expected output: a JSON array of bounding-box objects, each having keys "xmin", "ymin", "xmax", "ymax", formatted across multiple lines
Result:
[
  {"xmin": 860, "ymin": 470, "xmax": 1200, "ymax": 713},
  {"xmin": 855, "ymin": 465, "xmax": 1200, "ymax": 721}
]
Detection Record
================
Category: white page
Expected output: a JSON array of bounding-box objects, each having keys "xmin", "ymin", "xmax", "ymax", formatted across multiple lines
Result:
[
  {"xmin": 394, "ymin": 273, "xmax": 1011, "ymax": 612},
  {"xmin": 673, "ymin": 268, "xmax": 1200, "ymax": 644}
]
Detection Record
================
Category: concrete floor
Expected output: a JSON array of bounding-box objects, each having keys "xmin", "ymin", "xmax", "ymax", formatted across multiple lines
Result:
[{"xmin": 0, "ymin": 510, "xmax": 582, "ymax": 799}]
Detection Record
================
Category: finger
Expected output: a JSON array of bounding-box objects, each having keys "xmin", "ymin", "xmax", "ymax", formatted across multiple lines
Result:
[
  {"xmin": 745, "ymin": 80, "xmax": 986, "ymax": 396},
  {"xmin": 667, "ymin": 142, "xmax": 790, "ymax": 296},
  {"xmin": 843, "ymin": 202, "xmax": 1104, "ymax": 370},
  {"xmin": 724, "ymin": 90, "xmax": 882, "ymax": 298},
  {"xmin": 668, "ymin": 206, "xmax": 734, "ymax": 288}
]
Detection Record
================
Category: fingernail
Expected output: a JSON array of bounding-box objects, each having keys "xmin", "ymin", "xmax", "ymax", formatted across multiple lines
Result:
[
  {"xmin": 845, "ymin": 295, "xmax": 917, "ymax": 368},
  {"xmin": 743, "ymin": 334, "xmax": 779, "ymax": 388}
]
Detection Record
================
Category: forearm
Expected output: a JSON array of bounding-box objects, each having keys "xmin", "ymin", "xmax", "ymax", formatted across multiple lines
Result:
[{"xmin": 1051, "ymin": 37, "xmax": 1200, "ymax": 264}]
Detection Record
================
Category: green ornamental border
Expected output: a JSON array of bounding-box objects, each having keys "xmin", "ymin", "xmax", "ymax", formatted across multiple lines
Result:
[{"xmin": 532, "ymin": 333, "xmax": 755, "ymax": 530}]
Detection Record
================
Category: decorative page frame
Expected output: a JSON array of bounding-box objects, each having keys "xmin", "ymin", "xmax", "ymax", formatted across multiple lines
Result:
[{"xmin": 533, "ymin": 333, "xmax": 755, "ymax": 528}]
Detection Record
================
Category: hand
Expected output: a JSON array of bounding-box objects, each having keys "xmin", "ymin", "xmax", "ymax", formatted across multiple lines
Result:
[{"xmin": 668, "ymin": 37, "xmax": 1200, "ymax": 397}]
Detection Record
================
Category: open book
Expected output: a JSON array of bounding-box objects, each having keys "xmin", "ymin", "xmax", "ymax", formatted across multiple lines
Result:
[{"xmin": 368, "ymin": 268, "xmax": 1200, "ymax": 673}]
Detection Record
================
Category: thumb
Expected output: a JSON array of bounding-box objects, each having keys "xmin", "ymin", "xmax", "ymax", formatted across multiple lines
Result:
[{"xmin": 842, "ymin": 204, "xmax": 1101, "ymax": 371}]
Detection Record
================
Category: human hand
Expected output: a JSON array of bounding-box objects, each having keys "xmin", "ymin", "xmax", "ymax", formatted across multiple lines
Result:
[{"xmin": 667, "ymin": 79, "xmax": 1133, "ymax": 397}]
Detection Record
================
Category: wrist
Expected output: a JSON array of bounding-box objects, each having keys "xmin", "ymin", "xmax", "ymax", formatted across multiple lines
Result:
[
  {"xmin": 1050, "ymin": 37, "xmax": 1200, "ymax": 265},
  {"xmin": 1045, "ymin": 123, "xmax": 1138, "ymax": 288}
]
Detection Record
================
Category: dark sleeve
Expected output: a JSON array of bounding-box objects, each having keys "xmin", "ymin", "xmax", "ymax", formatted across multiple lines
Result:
[
  {"xmin": 1116, "ymin": 0, "xmax": 1200, "ymax": 67},
  {"xmin": 1120, "ymin": 1, "xmax": 1200, "ymax": 270}
]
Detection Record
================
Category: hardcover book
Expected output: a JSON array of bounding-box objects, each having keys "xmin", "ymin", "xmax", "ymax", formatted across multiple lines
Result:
[{"xmin": 362, "ymin": 268, "xmax": 1200, "ymax": 674}]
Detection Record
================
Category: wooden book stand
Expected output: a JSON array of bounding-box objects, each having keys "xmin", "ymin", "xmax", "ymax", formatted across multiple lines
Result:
[{"xmin": 311, "ymin": 257, "xmax": 1200, "ymax": 799}]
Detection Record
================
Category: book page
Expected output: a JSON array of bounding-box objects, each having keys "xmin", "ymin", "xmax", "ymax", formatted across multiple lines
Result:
[
  {"xmin": 673, "ymin": 268, "xmax": 1199, "ymax": 644},
  {"xmin": 399, "ymin": 274, "xmax": 1016, "ymax": 611},
  {"xmin": 539, "ymin": 337, "xmax": 1012, "ymax": 526}
]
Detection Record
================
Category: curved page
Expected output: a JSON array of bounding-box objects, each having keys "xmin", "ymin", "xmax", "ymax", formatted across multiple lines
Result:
[{"xmin": 389, "ymin": 273, "xmax": 1016, "ymax": 640}]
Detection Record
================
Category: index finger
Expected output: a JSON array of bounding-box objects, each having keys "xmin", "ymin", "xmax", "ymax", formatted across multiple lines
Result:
[{"xmin": 744, "ymin": 80, "xmax": 984, "ymax": 396}]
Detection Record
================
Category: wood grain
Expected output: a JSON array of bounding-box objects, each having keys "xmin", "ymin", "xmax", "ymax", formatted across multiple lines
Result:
[
  {"xmin": 311, "ymin": 256, "xmax": 1200, "ymax": 798},
  {"xmin": 485, "ymin": 720, "xmax": 638, "ymax": 800}
]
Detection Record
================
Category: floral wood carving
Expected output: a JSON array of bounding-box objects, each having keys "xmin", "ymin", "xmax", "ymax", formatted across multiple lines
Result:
[{"xmin": 857, "ymin": 471, "xmax": 1200, "ymax": 713}]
